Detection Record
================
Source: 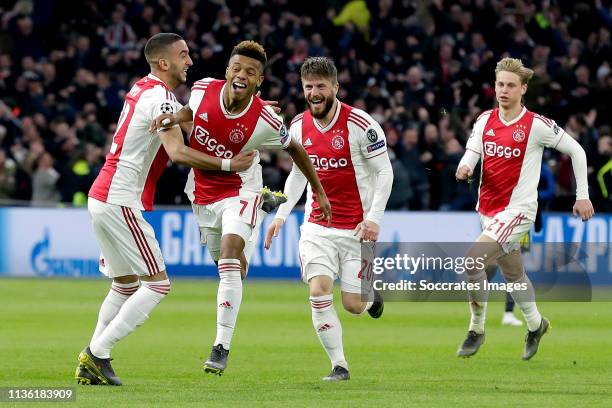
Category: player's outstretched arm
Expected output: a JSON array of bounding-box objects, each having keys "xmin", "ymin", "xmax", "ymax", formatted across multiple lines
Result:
[
  {"xmin": 554, "ymin": 134, "xmax": 595, "ymax": 221},
  {"xmin": 264, "ymin": 165, "xmax": 308, "ymax": 250},
  {"xmin": 149, "ymin": 105, "xmax": 194, "ymax": 132},
  {"xmin": 157, "ymin": 126, "xmax": 255, "ymax": 171},
  {"xmin": 456, "ymin": 149, "xmax": 479, "ymax": 181},
  {"xmin": 285, "ymin": 139, "xmax": 332, "ymax": 224},
  {"xmin": 457, "ymin": 114, "xmax": 486, "ymax": 181},
  {"xmin": 354, "ymin": 152, "xmax": 393, "ymax": 242}
]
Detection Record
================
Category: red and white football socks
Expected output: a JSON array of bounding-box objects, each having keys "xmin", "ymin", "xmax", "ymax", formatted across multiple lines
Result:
[
  {"xmin": 90, "ymin": 281, "xmax": 140, "ymax": 342},
  {"xmin": 310, "ymin": 294, "xmax": 348, "ymax": 369},
  {"xmin": 90, "ymin": 279, "xmax": 171, "ymax": 359},
  {"xmin": 214, "ymin": 259, "xmax": 242, "ymax": 349}
]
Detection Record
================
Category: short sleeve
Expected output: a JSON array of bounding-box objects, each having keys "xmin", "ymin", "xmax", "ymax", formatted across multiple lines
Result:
[
  {"xmin": 348, "ymin": 109, "xmax": 387, "ymax": 159},
  {"xmin": 533, "ymin": 115, "xmax": 564, "ymax": 148},
  {"xmin": 140, "ymin": 86, "xmax": 181, "ymax": 123},
  {"xmin": 188, "ymin": 91, "xmax": 203, "ymax": 115},
  {"xmin": 288, "ymin": 121, "xmax": 302, "ymax": 144},
  {"xmin": 466, "ymin": 111, "xmax": 490, "ymax": 154},
  {"xmin": 188, "ymin": 78, "xmax": 213, "ymax": 116},
  {"xmin": 257, "ymin": 105, "xmax": 291, "ymax": 149}
]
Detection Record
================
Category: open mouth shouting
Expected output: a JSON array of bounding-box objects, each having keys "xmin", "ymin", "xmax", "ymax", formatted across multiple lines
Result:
[
  {"xmin": 309, "ymin": 97, "xmax": 325, "ymax": 108},
  {"xmin": 232, "ymin": 81, "xmax": 248, "ymax": 93}
]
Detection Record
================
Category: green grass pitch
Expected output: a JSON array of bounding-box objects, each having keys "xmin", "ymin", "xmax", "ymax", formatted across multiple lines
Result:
[{"xmin": 1, "ymin": 278, "xmax": 611, "ymax": 407}]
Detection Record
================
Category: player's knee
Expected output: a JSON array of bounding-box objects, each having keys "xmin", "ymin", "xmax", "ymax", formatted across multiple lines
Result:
[
  {"xmin": 308, "ymin": 273, "xmax": 333, "ymax": 297},
  {"xmin": 113, "ymin": 274, "xmax": 139, "ymax": 285},
  {"xmin": 220, "ymin": 234, "xmax": 246, "ymax": 259},
  {"xmin": 498, "ymin": 253, "xmax": 524, "ymax": 282},
  {"xmin": 501, "ymin": 268, "xmax": 524, "ymax": 283},
  {"xmin": 309, "ymin": 279, "xmax": 333, "ymax": 297},
  {"xmin": 309, "ymin": 286, "xmax": 330, "ymax": 297}
]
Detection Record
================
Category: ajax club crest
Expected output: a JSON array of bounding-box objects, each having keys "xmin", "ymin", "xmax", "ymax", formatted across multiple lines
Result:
[
  {"xmin": 513, "ymin": 124, "xmax": 527, "ymax": 142},
  {"xmin": 331, "ymin": 129, "xmax": 345, "ymax": 150},
  {"xmin": 229, "ymin": 123, "xmax": 248, "ymax": 143}
]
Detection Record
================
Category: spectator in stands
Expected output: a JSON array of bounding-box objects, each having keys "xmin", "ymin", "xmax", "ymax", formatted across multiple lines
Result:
[
  {"xmin": 399, "ymin": 126, "xmax": 429, "ymax": 210},
  {"xmin": 31, "ymin": 151, "xmax": 60, "ymax": 206},
  {"xmin": 0, "ymin": 0, "xmax": 608, "ymax": 213},
  {"xmin": 0, "ymin": 148, "xmax": 16, "ymax": 199}
]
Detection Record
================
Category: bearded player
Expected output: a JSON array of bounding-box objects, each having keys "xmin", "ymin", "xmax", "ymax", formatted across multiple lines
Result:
[
  {"xmin": 151, "ymin": 41, "xmax": 330, "ymax": 375},
  {"xmin": 264, "ymin": 57, "xmax": 393, "ymax": 381},
  {"xmin": 455, "ymin": 57, "xmax": 594, "ymax": 360}
]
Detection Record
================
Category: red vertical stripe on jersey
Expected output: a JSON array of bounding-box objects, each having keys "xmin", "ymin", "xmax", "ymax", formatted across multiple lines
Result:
[
  {"xmin": 478, "ymin": 110, "xmax": 534, "ymax": 216},
  {"xmin": 141, "ymin": 147, "xmax": 169, "ymax": 211},
  {"xmin": 188, "ymin": 80, "xmax": 262, "ymax": 205},
  {"xmin": 303, "ymin": 103, "xmax": 364, "ymax": 229}
]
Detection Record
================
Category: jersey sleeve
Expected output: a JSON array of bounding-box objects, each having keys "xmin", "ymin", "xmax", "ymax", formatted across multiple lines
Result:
[
  {"xmin": 140, "ymin": 86, "xmax": 182, "ymax": 124},
  {"xmin": 532, "ymin": 114, "xmax": 564, "ymax": 148},
  {"xmin": 188, "ymin": 78, "xmax": 214, "ymax": 117},
  {"xmin": 287, "ymin": 122, "xmax": 304, "ymax": 175},
  {"xmin": 288, "ymin": 120, "xmax": 302, "ymax": 145},
  {"xmin": 347, "ymin": 109, "xmax": 387, "ymax": 159},
  {"xmin": 465, "ymin": 112, "xmax": 489, "ymax": 154},
  {"xmin": 257, "ymin": 105, "xmax": 291, "ymax": 149}
]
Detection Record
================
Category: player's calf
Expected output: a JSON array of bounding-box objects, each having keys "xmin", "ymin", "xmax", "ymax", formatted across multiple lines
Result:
[
  {"xmin": 341, "ymin": 296, "xmax": 365, "ymax": 315},
  {"xmin": 340, "ymin": 290, "xmax": 383, "ymax": 318}
]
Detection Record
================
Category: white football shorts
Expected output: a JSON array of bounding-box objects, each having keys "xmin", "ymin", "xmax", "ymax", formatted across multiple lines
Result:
[
  {"xmin": 191, "ymin": 193, "xmax": 265, "ymax": 267},
  {"xmin": 480, "ymin": 210, "xmax": 532, "ymax": 254},
  {"xmin": 88, "ymin": 197, "xmax": 165, "ymax": 278},
  {"xmin": 298, "ymin": 222, "xmax": 373, "ymax": 294}
]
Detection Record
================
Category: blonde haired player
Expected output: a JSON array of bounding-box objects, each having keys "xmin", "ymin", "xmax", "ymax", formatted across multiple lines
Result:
[{"xmin": 455, "ymin": 57, "xmax": 594, "ymax": 359}]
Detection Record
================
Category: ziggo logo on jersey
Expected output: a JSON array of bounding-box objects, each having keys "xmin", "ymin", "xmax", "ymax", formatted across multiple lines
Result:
[
  {"xmin": 484, "ymin": 141, "xmax": 522, "ymax": 158},
  {"xmin": 193, "ymin": 126, "xmax": 234, "ymax": 159},
  {"xmin": 309, "ymin": 155, "xmax": 348, "ymax": 170}
]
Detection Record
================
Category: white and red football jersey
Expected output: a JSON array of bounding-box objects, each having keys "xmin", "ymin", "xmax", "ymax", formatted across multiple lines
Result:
[
  {"xmin": 183, "ymin": 78, "xmax": 290, "ymax": 205},
  {"xmin": 289, "ymin": 101, "xmax": 388, "ymax": 229},
  {"xmin": 89, "ymin": 74, "xmax": 182, "ymax": 211},
  {"xmin": 467, "ymin": 106, "xmax": 564, "ymax": 220}
]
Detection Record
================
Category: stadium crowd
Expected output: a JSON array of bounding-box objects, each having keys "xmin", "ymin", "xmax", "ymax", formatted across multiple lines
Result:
[{"xmin": 0, "ymin": 0, "xmax": 610, "ymax": 211}]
